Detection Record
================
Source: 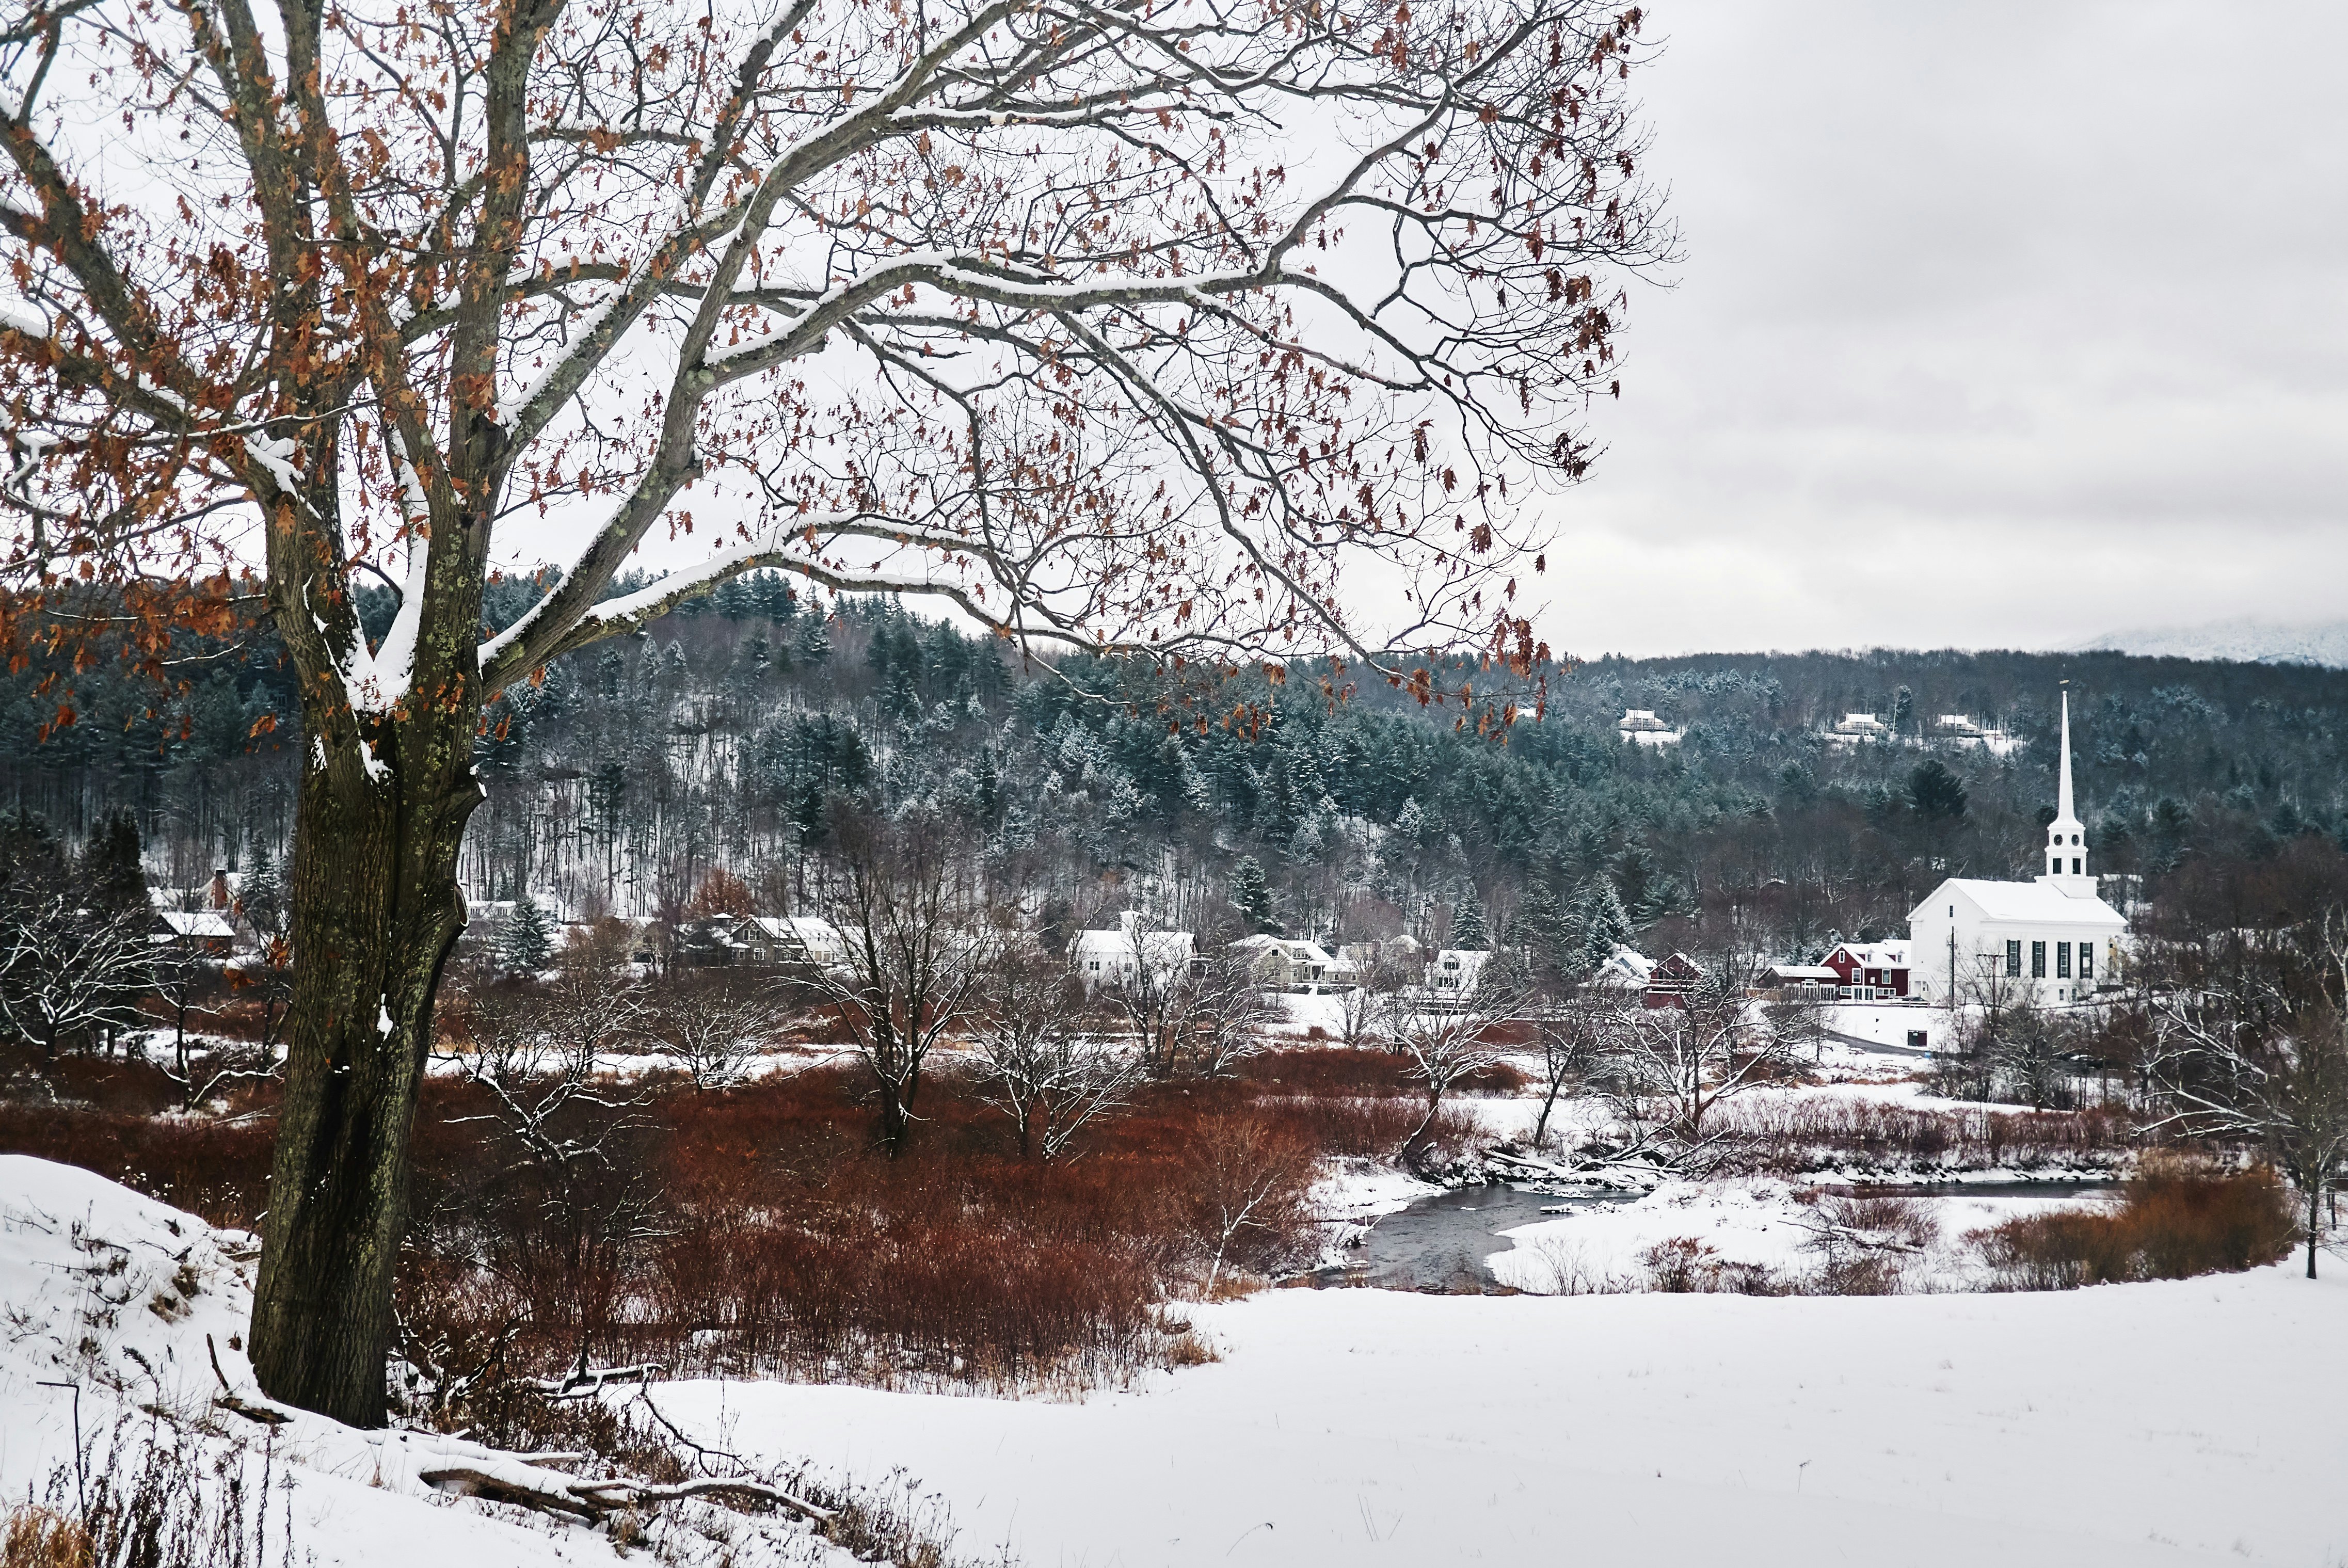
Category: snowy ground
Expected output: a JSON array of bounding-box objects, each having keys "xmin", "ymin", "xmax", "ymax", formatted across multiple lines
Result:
[
  {"xmin": 0, "ymin": 1156, "xmax": 859, "ymax": 1568},
  {"xmin": 666, "ymin": 1268, "xmax": 2348, "ymax": 1568}
]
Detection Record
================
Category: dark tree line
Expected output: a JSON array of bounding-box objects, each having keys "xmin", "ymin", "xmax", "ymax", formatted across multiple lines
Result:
[{"xmin": 11, "ymin": 591, "xmax": 2348, "ymax": 983}]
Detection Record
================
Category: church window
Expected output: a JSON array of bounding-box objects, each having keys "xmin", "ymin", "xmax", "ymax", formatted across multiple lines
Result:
[
  {"xmin": 2056, "ymin": 943, "xmax": 2071, "ymax": 979},
  {"xmin": 2050, "ymin": 857, "xmax": 2060, "ymax": 875},
  {"xmin": 2072, "ymin": 834, "xmax": 2081, "ymax": 845},
  {"xmin": 2071, "ymin": 857, "xmax": 2081, "ymax": 874},
  {"xmin": 2031, "ymin": 941, "xmax": 2046, "ymax": 978},
  {"xmin": 2079, "ymin": 944, "xmax": 2094, "ymax": 980},
  {"xmin": 2006, "ymin": 940, "xmax": 2021, "ymax": 976}
]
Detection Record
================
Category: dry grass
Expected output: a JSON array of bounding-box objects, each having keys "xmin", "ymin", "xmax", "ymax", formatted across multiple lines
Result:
[
  {"xmin": 1970, "ymin": 1158, "xmax": 2297, "ymax": 1289},
  {"xmin": 1721, "ymin": 1098, "xmax": 2133, "ymax": 1177},
  {"xmin": 2, "ymin": 1508, "xmax": 90, "ymax": 1568}
]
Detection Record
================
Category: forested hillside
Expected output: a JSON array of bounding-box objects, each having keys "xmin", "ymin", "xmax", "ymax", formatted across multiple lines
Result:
[{"xmin": 9, "ymin": 578, "xmax": 2348, "ymax": 963}]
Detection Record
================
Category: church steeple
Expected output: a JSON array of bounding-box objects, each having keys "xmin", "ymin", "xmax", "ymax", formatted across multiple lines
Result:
[{"xmin": 2039, "ymin": 683, "xmax": 2095, "ymax": 897}]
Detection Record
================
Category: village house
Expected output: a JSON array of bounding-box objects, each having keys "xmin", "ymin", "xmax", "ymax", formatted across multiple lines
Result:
[
  {"xmin": 1069, "ymin": 911, "xmax": 1196, "ymax": 989},
  {"xmin": 1827, "ymin": 712, "xmax": 1890, "ymax": 742},
  {"xmin": 1907, "ymin": 687, "xmax": 2129, "ymax": 1006},
  {"xmin": 150, "ymin": 909, "xmax": 238, "ymax": 961},
  {"xmin": 1822, "ymin": 940, "xmax": 1911, "ymax": 1000},
  {"xmin": 1642, "ymin": 951, "xmax": 1706, "ymax": 1008},
  {"xmin": 1232, "ymin": 934, "xmax": 1347, "ymax": 991},
  {"xmin": 1755, "ymin": 962, "xmax": 1842, "ymax": 1002},
  {"xmin": 1617, "ymin": 709, "xmax": 1683, "ymax": 746}
]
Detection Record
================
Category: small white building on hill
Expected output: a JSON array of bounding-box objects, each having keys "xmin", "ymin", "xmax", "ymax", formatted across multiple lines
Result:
[{"xmin": 1908, "ymin": 688, "xmax": 2127, "ymax": 1005}]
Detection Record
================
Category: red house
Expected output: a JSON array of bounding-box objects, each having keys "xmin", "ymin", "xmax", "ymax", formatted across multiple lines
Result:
[
  {"xmin": 1642, "ymin": 951, "xmax": 1705, "ymax": 1009},
  {"xmin": 1822, "ymin": 941, "xmax": 1910, "ymax": 999}
]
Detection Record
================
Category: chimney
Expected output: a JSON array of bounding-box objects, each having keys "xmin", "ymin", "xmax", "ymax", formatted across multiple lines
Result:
[{"xmin": 210, "ymin": 868, "xmax": 230, "ymax": 910}]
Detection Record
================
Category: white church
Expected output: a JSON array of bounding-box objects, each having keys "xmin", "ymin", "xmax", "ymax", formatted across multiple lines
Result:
[{"xmin": 1906, "ymin": 687, "xmax": 2128, "ymax": 1006}]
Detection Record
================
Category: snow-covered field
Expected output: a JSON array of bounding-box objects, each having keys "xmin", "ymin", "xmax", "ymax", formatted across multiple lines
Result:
[
  {"xmin": 668, "ymin": 1268, "xmax": 2348, "ymax": 1567},
  {"xmin": 5, "ymin": 1102, "xmax": 2337, "ymax": 1568}
]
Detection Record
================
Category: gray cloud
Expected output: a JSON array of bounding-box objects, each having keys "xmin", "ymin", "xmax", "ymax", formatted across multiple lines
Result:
[{"xmin": 1537, "ymin": 0, "xmax": 2348, "ymax": 655}]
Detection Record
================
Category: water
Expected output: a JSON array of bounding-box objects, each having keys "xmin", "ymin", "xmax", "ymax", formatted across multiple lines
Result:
[
  {"xmin": 1316, "ymin": 1177, "xmax": 2118, "ymax": 1291},
  {"xmin": 1313, "ymin": 1185, "xmax": 1621, "ymax": 1291}
]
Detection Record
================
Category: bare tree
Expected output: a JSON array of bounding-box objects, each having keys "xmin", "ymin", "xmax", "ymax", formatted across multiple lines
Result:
[
  {"xmin": 968, "ymin": 947, "xmax": 1140, "ymax": 1159},
  {"xmin": 1384, "ymin": 954, "xmax": 1530, "ymax": 1172},
  {"xmin": 0, "ymin": 892, "xmax": 150, "ymax": 1072},
  {"xmin": 1187, "ymin": 945, "xmax": 1276, "ymax": 1080},
  {"xmin": 1529, "ymin": 987, "xmax": 1609, "ymax": 1147},
  {"xmin": 648, "ymin": 986, "xmax": 777, "ymax": 1092},
  {"xmin": 2140, "ymin": 914, "xmax": 2348, "ymax": 1279},
  {"xmin": 812, "ymin": 808, "xmax": 996, "ymax": 1155},
  {"xmin": 1601, "ymin": 989, "xmax": 1789, "ymax": 1175},
  {"xmin": 1106, "ymin": 911, "xmax": 1205, "ymax": 1079},
  {"xmin": 0, "ymin": 0, "xmax": 1667, "ymax": 1419},
  {"xmin": 435, "ymin": 984, "xmax": 660, "ymax": 1373},
  {"xmin": 1179, "ymin": 1114, "xmax": 1316, "ymax": 1296},
  {"xmin": 1334, "ymin": 949, "xmax": 1399, "ymax": 1052}
]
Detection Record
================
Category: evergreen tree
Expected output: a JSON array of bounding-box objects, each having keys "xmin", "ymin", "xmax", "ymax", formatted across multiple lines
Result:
[
  {"xmin": 0, "ymin": 809, "xmax": 63, "ymax": 895},
  {"xmin": 1450, "ymin": 883, "xmax": 1490, "ymax": 950},
  {"xmin": 498, "ymin": 898, "xmax": 555, "ymax": 974},
  {"xmin": 239, "ymin": 838, "xmax": 284, "ymax": 936},
  {"xmin": 1573, "ymin": 873, "xmax": 1633, "ymax": 974},
  {"xmin": 81, "ymin": 809, "xmax": 148, "ymax": 917},
  {"xmin": 1907, "ymin": 759, "xmax": 1968, "ymax": 821},
  {"xmin": 1515, "ymin": 880, "xmax": 1571, "ymax": 979},
  {"xmin": 793, "ymin": 613, "xmax": 833, "ymax": 665},
  {"xmin": 1229, "ymin": 855, "xmax": 1278, "ymax": 933}
]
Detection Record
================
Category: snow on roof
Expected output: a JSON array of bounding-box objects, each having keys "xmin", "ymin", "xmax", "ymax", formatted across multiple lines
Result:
[
  {"xmin": 1764, "ymin": 964, "xmax": 1841, "ymax": 982},
  {"xmin": 155, "ymin": 910, "xmax": 236, "ymax": 938},
  {"xmin": 1910, "ymin": 877, "xmax": 2128, "ymax": 927},
  {"xmin": 1831, "ymin": 941, "xmax": 1911, "ymax": 968}
]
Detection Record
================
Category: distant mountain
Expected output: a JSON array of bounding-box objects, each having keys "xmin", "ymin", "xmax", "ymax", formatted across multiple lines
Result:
[{"xmin": 2080, "ymin": 616, "xmax": 2348, "ymax": 669}]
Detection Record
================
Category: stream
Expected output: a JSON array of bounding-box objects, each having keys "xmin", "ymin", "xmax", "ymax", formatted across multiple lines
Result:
[{"xmin": 1316, "ymin": 1177, "xmax": 2116, "ymax": 1292}]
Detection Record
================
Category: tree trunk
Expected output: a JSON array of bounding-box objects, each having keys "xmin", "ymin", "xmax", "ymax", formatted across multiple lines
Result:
[
  {"xmin": 2309, "ymin": 1181, "xmax": 2321, "ymax": 1281},
  {"xmin": 247, "ymin": 747, "xmax": 475, "ymax": 1428}
]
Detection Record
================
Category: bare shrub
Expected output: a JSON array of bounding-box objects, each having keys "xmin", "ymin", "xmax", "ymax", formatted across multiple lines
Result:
[
  {"xmin": 1177, "ymin": 1113, "xmax": 1319, "ymax": 1294},
  {"xmin": 1637, "ymin": 1236, "xmax": 1787, "ymax": 1295},
  {"xmin": 967, "ymin": 948, "xmax": 1141, "ymax": 1158},
  {"xmin": 1719, "ymin": 1098, "xmax": 2131, "ymax": 1176},
  {"xmin": 1812, "ymin": 1193, "xmax": 1939, "ymax": 1251},
  {"xmin": 1519, "ymin": 1235, "xmax": 1631, "ymax": 1297},
  {"xmin": 15, "ymin": 1419, "xmax": 297, "ymax": 1568},
  {"xmin": 1970, "ymin": 1159, "xmax": 2297, "ymax": 1289}
]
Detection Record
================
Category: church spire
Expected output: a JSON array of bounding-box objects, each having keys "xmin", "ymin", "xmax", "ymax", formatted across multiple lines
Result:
[
  {"xmin": 2040, "ymin": 681, "xmax": 2093, "ymax": 894},
  {"xmin": 2057, "ymin": 684, "xmax": 2075, "ymax": 827}
]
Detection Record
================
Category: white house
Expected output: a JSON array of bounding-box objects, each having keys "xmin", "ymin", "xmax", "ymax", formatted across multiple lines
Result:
[
  {"xmin": 1232, "ymin": 934, "xmax": 1344, "ymax": 991},
  {"xmin": 1425, "ymin": 947, "xmax": 1489, "ymax": 994},
  {"xmin": 1587, "ymin": 945, "xmax": 1655, "ymax": 993},
  {"xmin": 1070, "ymin": 911, "xmax": 1196, "ymax": 988},
  {"xmin": 745, "ymin": 915, "xmax": 848, "ymax": 970},
  {"xmin": 1617, "ymin": 709, "xmax": 1683, "ymax": 746},
  {"xmin": 1908, "ymin": 688, "xmax": 2128, "ymax": 1006},
  {"xmin": 1827, "ymin": 712, "xmax": 1890, "ymax": 742}
]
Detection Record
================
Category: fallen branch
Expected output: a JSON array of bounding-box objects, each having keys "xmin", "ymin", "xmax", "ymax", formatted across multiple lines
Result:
[
  {"xmin": 1788, "ymin": 1221, "xmax": 1925, "ymax": 1255},
  {"xmin": 419, "ymin": 1463, "xmax": 835, "ymax": 1526},
  {"xmin": 521, "ymin": 1361, "xmax": 665, "ymax": 1399}
]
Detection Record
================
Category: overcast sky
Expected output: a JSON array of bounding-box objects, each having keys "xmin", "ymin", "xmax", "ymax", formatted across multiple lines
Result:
[{"xmin": 1531, "ymin": 0, "xmax": 2348, "ymax": 659}]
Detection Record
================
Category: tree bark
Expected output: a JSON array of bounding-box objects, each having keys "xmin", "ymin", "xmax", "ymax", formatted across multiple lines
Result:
[{"xmin": 247, "ymin": 734, "xmax": 477, "ymax": 1428}]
